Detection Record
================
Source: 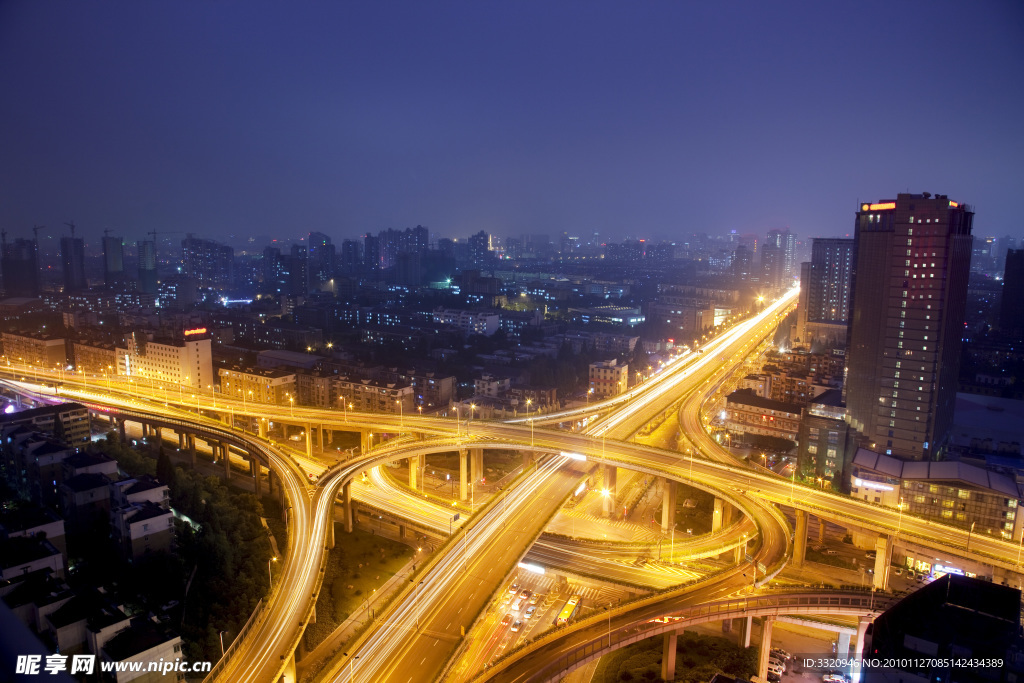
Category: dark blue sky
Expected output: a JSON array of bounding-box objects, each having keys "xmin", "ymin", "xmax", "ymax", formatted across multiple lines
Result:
[{"xmin": 1, "ymin": 1, "xmax": 1021, "ymax": 246}]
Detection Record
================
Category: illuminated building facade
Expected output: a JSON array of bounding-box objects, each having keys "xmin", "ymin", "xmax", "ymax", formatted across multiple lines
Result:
[
  {"xmin": 845, "ymin": 194, "xmax": 973, "ymax": 461},
  {"xmin": 118, "ymin": 332, "xmax": 213, "ymax": 389}
]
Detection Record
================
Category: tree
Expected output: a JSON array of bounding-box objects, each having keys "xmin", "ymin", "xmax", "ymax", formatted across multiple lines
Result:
[{"xmin": 157, "ymin": 447, "xmax": 174, "ymax": 485}]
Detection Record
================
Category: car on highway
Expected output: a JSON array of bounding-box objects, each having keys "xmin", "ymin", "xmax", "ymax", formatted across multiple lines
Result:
[
  {"xmin": 529, "ymin": 593, "xmax": 540, "ymax": 605},
  {"xmin": 524, "ymin": 605, "xmax": 537, "ymax": 619},
  {"xmin": 500, "ymin": 614, "xmax": 514, "ymax": 628},
  {"xmin": 518, "ymin": 589, "xmax": 532, "ymax": 601},
  {"xmin": 508, "ymin": 583, "xmax": 520, "ymax": 594},
  {"xmin": 511, "ymin": 619, "xmax": 523, "ymax": 632}
]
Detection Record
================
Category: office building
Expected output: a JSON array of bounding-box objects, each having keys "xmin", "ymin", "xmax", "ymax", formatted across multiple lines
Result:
[
  {"xmin": 181, "ymin": 235, "xmax": 234, "ymax": 288},
  {"xmin": 1, "ymin": 238, "xmax": 40, "ymax": 298},
  {"xmin": 101, "ymin": 235, "xmax": 125, "ymax": 287},
  {"xmin": 845, "ymin": 193, "xmax": 973, "ymax": 461},
  {"xmin": 137, "ymin": 240, "xmax": 157, "ymax": 295},
  {"xmin": 794, "ymin": 238, "xmax": 854, "ymax": 347},
  {"xmin": 760, "ymin": 229, "xmax": 795, "ymax": 291},
  {"xmin": 1000, "ymin": 248, "xmax": 1024, "ymax": 342}
]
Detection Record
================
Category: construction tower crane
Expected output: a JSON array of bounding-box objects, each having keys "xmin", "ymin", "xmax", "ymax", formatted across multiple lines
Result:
[{"xmin": 64, "ymin": 221, "xmax": 76, "ymax": 238}]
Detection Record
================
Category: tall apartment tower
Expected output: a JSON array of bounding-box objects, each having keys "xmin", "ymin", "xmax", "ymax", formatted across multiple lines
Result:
[
  {"xmin": 1, "ymin": 237, "xmax": 40, "ymax": 297},
  {"xmin": 137, "ymin": 239, "xmax": 158, "ymax": 294},
  {"xmin": 102, "ymin": 235, "xmax": 125, "ymax": 287},
  {"xmin": 1000, "ymin": 249, "xmax": 1024, "ymax": 343},
  {"xmin": 307, "ymin": 231, "xmax": 335, "ymax": 289},
  {"xmin": 181, "ymin": 236, "xmax": 234, "ymax": 288},
  {"xmin": 794, "ymin": 238, "xmax": 854, "ymax": 347},
  {"xmin": 60, "ymin": 236, "xmax": 87, "ymax": 292},
  {"xmin": 761, "ymin": 229, "xmax": 796, "ymax": 290},
  {"xmin": 844, "ymin": 193, "xmax": 973, "ymax": 461}
]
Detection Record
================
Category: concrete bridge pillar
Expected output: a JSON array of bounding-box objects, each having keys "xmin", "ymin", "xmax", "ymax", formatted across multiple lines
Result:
[
  {"xmin": 722, "ymin": 501, "xmax": 734, "ymax": 527},
  {"xmin": 326, "ymin": 510, "xmax": 336, "ymax": 549},
  {"xmin": 603, "ymin": 465, "xmax": 618, "ymax": 517},
  {"xmin": 341, "ymin": 481, "xmax": 353, "ymax": 533},
  {"xmin": 872, "ymin": 535, "xmax": 893, "ymax": 590},
  {"xmin": 409, "ymin": 454, "xmax": 424, "ymax": 491},
  {"xmin": 838, "ymin": 631, "xmax": 851, "ymax": 659},
  {"xmin": 221, "ymin": 443, "xmax": 231, "ymax": 480},
  {"xmin": 712, "ymin": 497, "xmax": 725, "ymax": 533},
  {"xmin": 141, "ymin": 423, "xmax": 148, "ymax": 438},
  {"xmin": 252, "ymin": 460, "xmax": 262, "ymax": 497},
  {"xmin": 305, "ymin": 423, "xmax": 313, "ymax": 460},
  {"xmin": 178, "ymin": 432, "xmax": 185, "ymax": 449},
  {"xmin": 854, "ymin": 616, "xmax": 872, "ymax": 679},
  {"xmin": 361, "ymin": 430, "xmax": 372, "ymax": 454},
  {"xmin": 268, "ymin": 469, "xmax": 275, "ymax": 497},
  {"xmin": 118, "ymin": 419, "xmax": 126, "ymax": 443},
  {"xmin": 757, "ymin": 616, "xmax": 776, "ymax": 680},
  {"xmin": 472, "ymin": 449, "xmax": 484, "ymax": 482},
  {"xmin": 399, "ymin": 524, "xmax": 407, "ymax": 540},
  {"xmin": 661, "ymin": 479, "xmax": 677, "ymax": 532},
  {"xmin": 661, "ymin": 630, "xmax": 677, "ymax": 681},
  {"xmin": 794, "ymin": 509, "xmax": 808, "ymax": 568},
  {"xmin": 740, "ymin": 615, "xmax": 753, "ymax": 648},
  {"xmin": 153, "ymin": 427, "xmax": 161, "ymax": 443},
  {"xmin": 188, "ymin": 435, "xmax": 196, "ymax": 467},
  {"xmin": 258, "ymin": 419, "xmax": 268, "ymax": 439},
  {"xmin": 321, "ymin": 425, "xmax": 329, "ymax": 451},
  {"xmin": 818, "ymin": 518, "xmax": 827, "ymax": 544},
  {"xmin": 460, "ymin": 450, "xmax": 469, "ymax": 501}
]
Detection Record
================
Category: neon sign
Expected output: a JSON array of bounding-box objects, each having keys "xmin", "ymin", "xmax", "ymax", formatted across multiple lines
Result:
[
  {"xmin": 184, "ymin": 327, "xmax": 207, "ymax": 336},
  {"xmin": 865, "ymin": 202, "xmax": 896, "ymax": 211}
]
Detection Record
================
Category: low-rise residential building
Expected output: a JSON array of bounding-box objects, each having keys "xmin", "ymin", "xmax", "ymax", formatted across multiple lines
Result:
[
  {"xmin": 0, "ymin": 402, "xmax": 91, "ymax": 444},
  {"xmin": 60, "ymin": 473, "xmax": 112, "ymax": 534},
  {"xmin": 723, "ymin": 389, "xmax": 802, "ymax": 443},
  {"xmin": 376, "ymin": 369, "xmax": 456, "ymax": 412},
  {"xmin": 101, "ymin": 617, "xmax": 184, "ymax": 682},
  {"xmin": 589, "ymin": 359, "xmax": 628, "ymax": 398},
  {"xmin": 0, "ymin": 536, "xmax": 63, "ymax": 581},
  {"xmin": 0, "ymin": 505, "xmax": 67, "ymax": 561},
  {"xmin": 218, "ymin": 366, "xmax": 296, "ymax": 405},
  {"xmin": 71, "ymin": 340, "xmax": 119, "ymax": 379},
  {"xmin": 796, "ymin": 389, "xmax": 855, "ymax": 487},
  {"xmin": 508, "ymin": 384, "xmax": 558, "ymax": 410},
  {"xmin": 110, "ymin": 501, "xmax": 174, "ymax": 562},
  {"xmin": 118, "ymin": 332, "xmax": 214, "ymax": 389},
  {"xmin": 0, "ymin": 331, "xmax": 68, "ymax": 369},
  {"xmin": 474, "ymin": 374, "xmax": 510, "ymax": 398},
  {"xmin": 0, "ymin": 568, "xmax": 74, "ymax": 634},
  {"xmin": 335, "ymin": 377, "xmax": 414, "ymax": 415},
  {"xmin": 296, "ymin": 371, "xmax": 333, "ymax": 408},
  {"xmin": 568, "ymin": 305, "xmax": 645, "ymax": 328},
  {"xmin": 432, "ymin": 308, "xmax": 500, "ymax": 337}
]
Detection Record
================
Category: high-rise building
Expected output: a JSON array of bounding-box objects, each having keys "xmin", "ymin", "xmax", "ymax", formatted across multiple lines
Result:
[
  {"xmin": 761, "ymin": 229, "xmax": 796, "ymax": 290},
  {"xmin": 102, "ymin": 235, "xmax": 125, "ymax": 287},
  {"xmin": 468, "ymin": 230, "xmax": 491, "ymax": 266},
  {"xmin": 794, "ymin": 238, "xmax": 854, "ymax": 347},
  {"xmin": 339, "ymin": 239, "xmax": 362, "ymax": 272},
  {"xmin": 1000, "ymin": 248, "xmax": 1024, "ymax": 343},
  {"xmin": 137, "ymin": 240, "xmax": 157, "ymax": 295},
  {"xmin": 307, "ymin": 232, "xmax": 335, "ymax": 289},
  {"xmin": 181, "ymin": 236, "xmax": 233, "ymax": 288},
  {"xmin": 363, "ymin": 234, "xmax": 381, "ymax": 272},
  {"xmin": 1, "ymin": 237, "xmax": 40, "ymax": 297},
  {"xmin": 844, "ymin": 193, "xmax": 973, "ymax": 461},
  {"xmin": 60, "ymin": 236, "xmax": 87, "ymax": 292}
]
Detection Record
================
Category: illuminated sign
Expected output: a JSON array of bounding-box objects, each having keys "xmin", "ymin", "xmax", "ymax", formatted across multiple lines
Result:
[
  {"xmin": 518, "ymin": 562, "xmax": 545, "ymax": 575},
  {"xmin": 183, "ymin": 327, "xmax": 207, "ymax": 336},
  {"xmin": 863, "ymin": 202, "xmax": 896, "ymax": 211},
  {"xmin": 561, "ymin": 451, "xmax": 587, "ymax": 461},
  {"xmin": 854, "ymin": 478, "xmax": 894, "ymax": 492},
  {"xmin": 949, "ymin": 201, "xmax": 959, "ymax": 208},
  {"xmin": 933, "ymin": 564, "xmax": 963, "ymax": 576}
]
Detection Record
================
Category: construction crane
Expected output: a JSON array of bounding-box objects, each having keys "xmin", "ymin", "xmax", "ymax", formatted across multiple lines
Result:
[
  {"xmin": 32, "ymin": 224, "xmax": 46, "ymax": 240},
  {"xmin": 64, "ymin": 221, "xmax": 76, "ymax": 238}
]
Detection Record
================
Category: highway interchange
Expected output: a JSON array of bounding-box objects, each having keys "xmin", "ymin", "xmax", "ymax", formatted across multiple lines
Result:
[{"xmin": 4, "ymin": 285, "xmax": 1023, "ymax": 682}]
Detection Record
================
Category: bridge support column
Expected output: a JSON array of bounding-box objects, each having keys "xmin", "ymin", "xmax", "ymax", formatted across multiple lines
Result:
[
  {"xmin": 141, "ymin": 423, "xmax": 148, "ymax": 438},
  {"xmin": 258, "ymin": 419, "xmax": 267, "ymax": 439},
  {"xmin": 661, "ymin": 479, "xmax": 677, "ymax": 532},
  {"xmin": 854, "ymin": 616, "xmax": 871, "ymax": 680},
  {"xmin": 472, "ymin": 449, "xmax": 484, "ymax": 481},
  {"xmin": 722, "ymin": 501, "xmax": 734, "ymax": 527},
  {"xmin": 713, "ymin": 497, "xmax": 725, "ymax": 533},
  {"xmin": 221, "ymin": 443, "xmax": 231, "ymax": 480},
  {"xmin": 603, "ymin": 466, "xmax": 618, "ymax": 517},
  {"xmin": 818, "ymin": 518, "xmax": 827, "ymax": 543},
  {"xmin": 740, "ymin": 615, "xmax": 753, "ymax": 648},
  {"xmin": 838, "ymin": 632, "xmax": 851, "ymax": 659},
  {"xmin": 178, "ymin": 432, "xmax": 185, "ymax": 449},
  {"xmin": 320, "ymin": 425, "xmax": 327, "ymax": 452},
  {"xmin": 661, "ymin": 630, "xmax": 677, "ymax": 682},
  {"xmin": 153, "ymin": 427, "xmax": 161, "ymax": 443},
  {"xmin": 409, "ymin": 454, "xmax": 424, "ymax": 491},
  {"xmin": 794, "ymin": 509, "xmax": 808, "ymax": 568},
  {"xmin": 268, "ymin": 469, "xmax": 275, "ymax": 497},
  {"xmin": 399, "ymin": 524, "xmax": 407, "ymax": 540},
  {"xmin": 758, "ymin": 616, "xmax": 776, "ymax": 680},
  {"xmin": 361, "ymin": 430, "xmax": 372, "ymax": 454},
  {"xmin": 327, "ymin": 510, "xmax": 336, "ymax": 549},
  {"xmin": 305, "ymin": 423, "xmax": 313, "ymax": 460},
  {"xmin": 341, "ymin": 481, "xmax": 353, "ymax": 533},
  {"xmin": 460, "ymin": 450, "xmax": 469, "ymax": 501},
  {"xmin": 872, "ymin": 535, "xmax": 893, "ymax": 590},
  {"xmin": 188, "ymin": 436, "xmax": 196, "ymax": 466},
  {"xmin": 252, "ymin": 460, "xmax": 261, "ymax": 497},
  {"xmin": 118, "ymin": 419, "xmax": 126, "ymax": 443}
]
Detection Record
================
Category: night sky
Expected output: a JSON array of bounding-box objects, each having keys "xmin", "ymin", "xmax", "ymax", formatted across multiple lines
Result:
[{"xmin": 1, "ymin": 1, "xmax": 1022, "ymax": 246}]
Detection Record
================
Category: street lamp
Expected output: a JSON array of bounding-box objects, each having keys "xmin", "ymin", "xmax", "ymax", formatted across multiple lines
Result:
[
  {"xmin": 396, "ymin": 399, "xmax": 403, "ymax": 428},
  {"xmin": 525, "ymin": 398, "xmax": 532, "ymax": 415},
  {"xmin": 966, "ymin": 520, "xmax": 976, "ymax": 552},
  {"xmin": 268, "ymin": 556, "xmax": 277, "ymax": 586},
  {"xmin": 289, "ymin": 396, "xmax": 294, "ymax": 417},
  {"xmin": 529, "ymin": 418, "xmax": 534, "ymax": 447}
]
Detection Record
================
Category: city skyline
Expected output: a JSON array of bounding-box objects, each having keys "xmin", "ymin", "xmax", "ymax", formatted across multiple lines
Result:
[{"xmin": 2, "ymin": 2, "xmax": 1023, "ymax": 244}]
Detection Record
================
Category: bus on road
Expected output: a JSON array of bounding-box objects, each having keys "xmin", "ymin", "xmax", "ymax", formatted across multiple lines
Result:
[{"xmin": 555, "ymin": 595, "xmax": 582, "ymax": 625}]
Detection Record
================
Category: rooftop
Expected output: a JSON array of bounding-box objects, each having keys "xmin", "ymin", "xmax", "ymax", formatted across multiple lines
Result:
[
  {"xmin": 853, "ymin": 448, "xmax": 1021, "ymax": 498},
  {"xmin": 103, "ymin": 617, "xmax": 178, "ymax": 661},
  {"xmin": 725, "ymin": 388, "xmax": 803, "ymax": 415}
]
